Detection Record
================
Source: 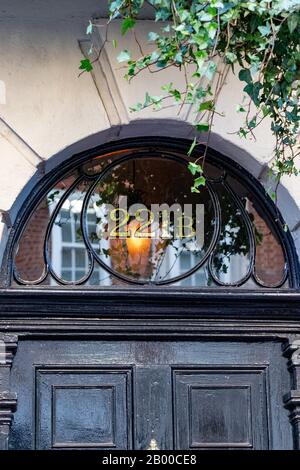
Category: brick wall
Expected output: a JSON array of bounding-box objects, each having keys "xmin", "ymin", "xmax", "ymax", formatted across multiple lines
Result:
[
  {"xmin": 250, "ymin": 204, "xmax": 285, "ymax": 286},
  {"xmin": 14, "ymin": 200, "xmax": 50, "ymax": 283}
]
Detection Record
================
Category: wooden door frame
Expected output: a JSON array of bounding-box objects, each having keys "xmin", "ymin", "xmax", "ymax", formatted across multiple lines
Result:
[
  {"xmin": 0, "ymin": 288, "xmax": 300, "ymax": 449},
  {"xmin": 0, "ymin": 137, "xmax": 300, "ymax": 448}
]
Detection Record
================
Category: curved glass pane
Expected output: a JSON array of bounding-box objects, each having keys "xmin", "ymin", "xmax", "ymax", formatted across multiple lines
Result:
[
  {"xmin": 249, "ymin": 202, "xmax": 286, "ymax": 286},
  {"xmin": 46, "ymin": 179, "xmax": 93, "ymax": 284},
  {"xmin": 226, "ymin": 175, "xmax": 287, "ymax": 287},
  {"xmin": 12, "ymin": 148, "xmax": 290, "ymax": 289},
  {"xmin": 85, "ymin": 156, "xmax": 217, "ymax": 284},
  {"xmin": 82, "ymin": 149, "xmax": 132, "ymax": 176},
  {"xmin": 13, "ymin": 172, "xmax": 77, "ymax": 284},
  {"xmin": 210, "ymin": 183, "xmax": 252, "ymax": 285}
]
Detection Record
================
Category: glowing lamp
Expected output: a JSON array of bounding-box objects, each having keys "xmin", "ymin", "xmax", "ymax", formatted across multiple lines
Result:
[{"xmin": 126, "ymin": 220, "xmax": 151, "ymax": 257}]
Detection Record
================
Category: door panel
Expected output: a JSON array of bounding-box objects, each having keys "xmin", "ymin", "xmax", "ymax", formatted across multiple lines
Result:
[
  {"xmin": 173, "ymin": 367, "xmax": 268, "ymax": 449},
  {"xmin": 36, "ymin": 368, "xmax": 133, "ymax": 449},
  {"xmin": 9, "ymin": 340, "xmax": 292, "ymax": 450}
]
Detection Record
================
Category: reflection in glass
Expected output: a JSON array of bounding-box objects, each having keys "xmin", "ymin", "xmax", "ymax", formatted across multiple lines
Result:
[
  {"xmin": 85, "ymin": 156, "xmax": 216, "ymax": 284},
  {"xmin": 250, "ymin": 202, "xmax": 286, "ymax": 286},
  {"xmin": 210, "ymin": 183, "xmax": 252, "ymax": 286},
  {"xmin": 47, "ymin": 179, "xmax": 110, "ymax": 285},
  {"xmin": 12, "ymin": 150, "xmax": 290, "ymax": 289},
  {"xmin": 14, "ymin": 173, "xmax": 77, "ymax": 284}
]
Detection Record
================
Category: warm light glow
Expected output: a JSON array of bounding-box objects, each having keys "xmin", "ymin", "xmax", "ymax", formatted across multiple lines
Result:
[{"xmin": 126, "ymin": 220, "xmax": 151, "ymax": 257}]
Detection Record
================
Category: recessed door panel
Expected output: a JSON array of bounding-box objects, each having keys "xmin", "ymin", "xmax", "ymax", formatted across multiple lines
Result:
[
  {"xmin": 36, "ymin": 368, "xmax": 133, "ymax": 450},
  {"xmin": 173, "ymin": 367, "xmax": 269, "ymax": 449}
]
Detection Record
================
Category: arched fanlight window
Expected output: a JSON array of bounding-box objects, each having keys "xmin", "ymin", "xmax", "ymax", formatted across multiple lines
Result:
[{"xmin": 7, "ymin": 139, "xmax": 299, "ymax": 289}]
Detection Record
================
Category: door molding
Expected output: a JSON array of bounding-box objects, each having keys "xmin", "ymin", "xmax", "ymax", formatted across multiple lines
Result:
[
  {"xmin": 0, "ymin": 288, "xmax": 300, "ymax": 338},
  {"xmin": 283, "ymin": 339, "xmax": 300, "ymax": 449},
  {"xmin": 0, "ymin": 334, "xmax": 18, "ymax": 450}
]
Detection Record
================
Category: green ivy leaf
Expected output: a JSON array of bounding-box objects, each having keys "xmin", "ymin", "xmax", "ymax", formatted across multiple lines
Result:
[
  {"xmin": 187, "ymin": 139, "xmax": 197, "ymax": 158},
  {"xmin": 239, "ymin": 69, "xmax": 252, "ymax": 84},
  {"xmin": 79, "ymin": 58, "xmax": 93, "ymax": 72},
  {"xmin": 195, "ymin": 87, "xmax": 207, "ymax": 99},
  {"xmin": 170, "ymin": 89, "xmax": 181, "ymax": 101},
  {"xmin": 102, "ymin": 248, "xmax": 112, "ymax": 257},
  {"xmin": 121, "ymin": 18, "xmax": 136, "ymax": 35},
  {"xmin": 148, "ymin": 31, "xmax": 159, "ymax": 41},
  {"xmin": 150, "ymin": 50, "xmax": 160, "ymax": 62},
  {"xmin": 195, "ymin": 123, "xmax": 209, "ymax": 132},
  {"xmin": 199, "ymin": 100, "xmax": 214, "ymax": 112},
  {"xmin": 225, "ymin": 51, "xmax": 237, "ymax": 63},
  {"xmin": 129, "ymin": 102, "xmax": 144, "ymax": 112},
  {"xmin": 211, "ymin": 0, "xmax": 224, "ymax": 7},
  {"xmin": 236, "ymin": 104, "xmax": 246, "ymax": 113},
  {"xmin": 202, "ymin": 61, "xmax": 217, "ymax": 80},
  {"xmin": 86, "ymin": 21, "xmax": 93, "ymax": 35},
  {"xmin": 188, "ymin": 161, "xmax": 203, "ymax": 175},
  {"xmin": 248, "ymin": 116, "xmax": 257, "ymax": 128},
  {"xmin": 243, "ymin": 82, "xmax": 263, "ymax": 106},
  {"xmin": 194, "ymin": 176, "xmax": 206, "ymax": 187},
  {"xmin": 288, "ymin": 14, "xmax": 298, "ymax": 33},
  {"xmin": 191, "ymin": 186, "xmax": 200, "ymax": 193},
  {"xmin": 144, "ymin": 92, "xmax": 152, "ymax": 106},
  {"xmin": 117, "ymin": 50, "xmax": 131, "ymax": 62},
  {"xmin": 156, "ymin": 60, "xmax": 168, "ymax": 68},
  {"xmin": 109, "ymin": 0, "xmax": 123, "ymax": 14},
  {"xmin": 198, "ymin": 12, "xmax": 213, "ymax": 22},
  {"xmin": 258, "ymin": 24, "xmax": 271, "ymax": 36},
  {"xmin": 175, "ymin": 51, "xmax": 183, "ymax": 64},
  {"xmin": 161, "ymin": 82, "xmax": 173, "ymax": 92},
  {"xmin": 207, "ymin": 22, "xmax": 218, "ymax": 39},
  {"xmin": 239, "ymin": 127, "xmax": 248, "ymax": 138}
]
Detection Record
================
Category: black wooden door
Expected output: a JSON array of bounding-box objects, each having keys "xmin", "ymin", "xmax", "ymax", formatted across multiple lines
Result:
[{"xmin": 9, "ymin": 339, "xmax": 292, "ymax": 450}]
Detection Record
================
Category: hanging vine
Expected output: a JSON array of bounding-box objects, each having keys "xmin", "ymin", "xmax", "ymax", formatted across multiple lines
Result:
[{"xmin": 80, "ymin": 0, "xmax": 300, "ymax": 202}]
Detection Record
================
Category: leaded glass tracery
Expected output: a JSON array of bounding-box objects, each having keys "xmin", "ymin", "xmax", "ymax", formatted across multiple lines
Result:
[{"xmin": 12, "ymin": 147, "xmax": 289, "ymax": 288}]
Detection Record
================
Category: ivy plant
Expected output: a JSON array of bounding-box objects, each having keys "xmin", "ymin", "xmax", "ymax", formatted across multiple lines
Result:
[{"xmin": 82, "ymin": 0, "xmax": 300, "ymax": 202}]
